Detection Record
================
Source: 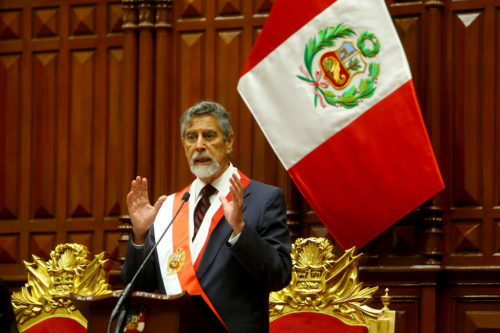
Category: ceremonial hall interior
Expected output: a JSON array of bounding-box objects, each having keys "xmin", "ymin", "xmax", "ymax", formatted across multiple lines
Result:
[{"xmin": 0, "ymin": 0, "xmax": 499, "ymax": 332}]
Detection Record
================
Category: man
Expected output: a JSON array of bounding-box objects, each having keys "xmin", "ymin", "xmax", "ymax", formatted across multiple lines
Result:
[{"xmin": 121, "ymin": 101, "xmax": 292, "ymax": 332}]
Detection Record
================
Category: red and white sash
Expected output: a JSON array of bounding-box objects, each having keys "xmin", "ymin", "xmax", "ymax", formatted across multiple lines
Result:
[{"xmin": 153, "ymin": 170, "xmax": 250, "ymax": 324}]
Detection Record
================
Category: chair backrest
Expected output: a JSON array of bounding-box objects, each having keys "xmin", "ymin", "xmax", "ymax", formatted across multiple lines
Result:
[
  {"xmin": 11, "ymin": 243, "xmax": 113, "ymax": 333},
  {"xmin": 269, "ymin": 237, "xmax": 395, "ymax": 333}
]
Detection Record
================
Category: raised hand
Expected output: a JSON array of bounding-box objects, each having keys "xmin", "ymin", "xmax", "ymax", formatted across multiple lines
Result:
[
  {"xmin": 126, "ymin": 176, "xmax": 167, "ymax": 245},
  {"xmin": 220, "ymin": 173, "xmax": 245, "ymax": 234}
]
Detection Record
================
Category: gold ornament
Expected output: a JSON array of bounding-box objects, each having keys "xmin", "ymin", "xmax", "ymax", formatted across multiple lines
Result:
[
  {"xmin": 167, "ymin": 248, "xmax": 186, "ymax": 274},
  {"xmin": 11, "ymin": 243, "xmax": 112, "ymax": 331},
  {"xmin": 270, "ymin": 237, "xmax": 394, "ymax": 329}
]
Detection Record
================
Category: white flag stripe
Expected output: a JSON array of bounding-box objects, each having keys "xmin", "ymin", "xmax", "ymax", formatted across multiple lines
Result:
[
  {"xmin": 238, "ymin": 0, "xmax": 412, "ymax": 170},
  {"xmin": 154, "ymin": 194, "xmax": 183, "ymax": 295}
]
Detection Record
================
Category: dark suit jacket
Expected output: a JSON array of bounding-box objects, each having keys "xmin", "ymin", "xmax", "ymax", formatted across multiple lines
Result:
[{"xmin": 121, "ymin": 179, "xmax": 292, "ymax": 332}]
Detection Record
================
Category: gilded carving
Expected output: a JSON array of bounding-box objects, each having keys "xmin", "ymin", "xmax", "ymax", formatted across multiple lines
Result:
[
  {"xmin": 11, "ymin": 243, "xmax": 112, "ymax": 331},
  {"xmin": 270, "ymin": 237, "xmax": 393, "ymax": 328}
]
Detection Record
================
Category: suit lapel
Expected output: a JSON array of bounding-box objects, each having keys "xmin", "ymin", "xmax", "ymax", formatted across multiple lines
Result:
[{"xmin": 196, "ymin": 188, "xmax": 250, "ymax": 282}]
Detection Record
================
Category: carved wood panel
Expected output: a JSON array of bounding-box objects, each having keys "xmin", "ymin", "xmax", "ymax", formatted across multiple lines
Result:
[
  {"xmin": 441, "ymin": 286, "xmax": 500, "ymax": 333},
  {"xmin": 444, "ymin": 1, "xmax": 500, "ymax": 265},
  {"xmin": 166, "ymin": 0, "xmax": 278, "ymax": 195},
  {"xmin": 1, "ymin": 0, "xmax": 500, "ymax": 332},
  {"xmin": 0, "ymin": 53, "xmax": 21, "ymax": 221},
  {"xmin": 0, "ymin": 0, "xmax": 125, "ymax": 280}
]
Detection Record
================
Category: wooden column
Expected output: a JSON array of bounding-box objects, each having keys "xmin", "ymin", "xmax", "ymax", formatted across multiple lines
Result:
[
  {"xmin": 136, "ymin": 0, "xmax": 155, "ymax": 179},
  {"xmin": 422, "ymin": 0, "xmax": 445, "ymax": 266},
  {"xmin": 420, "ymin": 2, "xmax": 444, "ymax": 331},
  {"xmin": 153, "ymin": 0, "xmax": 173, "ymax": 200},
  {"xmin": 285, "ymin": 182, "xmax": 306, "ymax": 242},
  {"xmin": 118, "ymin": 0, "xmax": 139, "ymax": 264},
  {"xmin": 117, "ymin": 0, "xmax": 173, "ymax": 266}
]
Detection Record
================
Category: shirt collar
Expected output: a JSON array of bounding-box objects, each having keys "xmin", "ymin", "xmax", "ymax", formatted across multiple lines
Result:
[{"xmin": 192, "ymin": 163, "xmax": 237, "ymax": 201}]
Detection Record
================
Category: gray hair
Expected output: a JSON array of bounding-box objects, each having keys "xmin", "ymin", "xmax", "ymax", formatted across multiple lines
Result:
[{"xmin": 180, "ymin": 101, "xmax": 233, "ymax": 140}]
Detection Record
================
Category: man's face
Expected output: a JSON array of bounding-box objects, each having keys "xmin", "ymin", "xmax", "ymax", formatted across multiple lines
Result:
[{"xmin": 182, "ymin": 114, "xmax": 234, "ymax": 183}]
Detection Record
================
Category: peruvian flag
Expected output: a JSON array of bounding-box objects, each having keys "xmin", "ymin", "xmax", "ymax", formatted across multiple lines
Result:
[{"xmin": 237, "ymin": 0, "xmax": 444, "ymax": 249}]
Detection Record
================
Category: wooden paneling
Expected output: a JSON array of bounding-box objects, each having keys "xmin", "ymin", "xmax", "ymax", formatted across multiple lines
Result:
[
  {"xmin": 106, "ymin": 48, "xmax": 124, "ymax": 216},
  {"xmin": 441, "ymin": 286, "xmax": 500, "ymax": 333},
  {"xmin": 1, "ymin": 0, "xmax": 500, "ymax": 332},
  {"xmin": 496, "ymin": 8, "xmax": 500, "ymax": 209},
  {"xmin": 152, "ymin": 2, "xmax": 172, "ymax": 201},
  {"xmin": 0, "ymin": 54, "xmax": 21, "ymax": 219},
  {"xmin": 67, "ymin": 232, "xmax": 93, "ymax": 251},
  {"xmin": 451, "ymin": 11, "xmax": 484, "ymax": 207},
  {"xmin": 462, "ymin": 311, "xmax": 500, "ymax": 332},
  {"xmin": 247, "ymin": 24, "xmax": 278, "ymax": 185},
  {"xmin": 136, "ymin": 27, "xmax": 154, "ymax": 178},
  {"xmin": 70, "ymin": 5, "xmax": 96, "ymax": 36},
  {"xmin": 360, "ymin": 271, "xmax": 438, "ymax": 333},
  {"xmin": 178, "ymin": 0, "xmax": 204, "ymax": 18},
  {"xmin": 171, "ymin": 0, "xmax": 277, "ymax": 193},
  {"xmin": 0, "ymin": 234, "xmax": 20, "ymax": 263},
  {"xmin": 214, "ymin": 28, "xmax": 256, "ymax": 176},
  {"xmin": 107, "ymin": 3, "xmax": 123, "ymax": 33},
  {"xmin": 0, "ymin": 0, "xmax": 124, "ymax": 280},
  {"xmin": 393, "ymin": 15, "xmax": 423, "ymax": 97},
  {"xmin": 253, "ymin": 0, "xmax": 274, "ymax": 14},
  {"xmin": 451, "ymin": 220, "xmax": 483, "ymax": 253},
  {"xmin": 29, "ymin": 233, "xmax": 56, "ymax": 259},
  {"xmin": 214, "ymin": 29, "xmax": 243, "ymax": 163},
  {"xmin": 445, "ymin": 0, "xmax": 500, "ymax": 264},
  {"xmin": 32, "ymin": 52, "xmax": 58, "ymax": 218},
  {"xmin": 174, "ymin": 31, "xmax": 205, "ymax": 189},
  {"xmin": 392, "ymin": 295, "xmax": 420, "ymax": 333},
  {"xmin": 216, "ymin": 0, "xmax": 241, "ymax": 16},
  {"xmin": 177, "ymin": 32, "xmax": 205, "ymax": 115},
  {"xmin": 33, "ymin": 7, "xmax": 59, "ymax": 38},
  {"xmin": 103, "ymin": 229, "xmax": 121, "ymax": 259},
  {"xmin": 0, "ymin": 10, "xmax": 22, "ymax": 39},
  {"xmin": 69, "ymin": 50, "xmax": 95, "ymax": 217},
  {"xmin": 496, "ymin": 219, "xmax": 500, "ymax": 253}
]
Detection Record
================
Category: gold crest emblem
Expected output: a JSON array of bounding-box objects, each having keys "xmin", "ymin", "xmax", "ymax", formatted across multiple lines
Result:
[
  {"xmin": 167, "ymin": 248, "xmax": 186, "ymax": 274},
  {"xmin": 297, "ymin": 24, "xmax": 380, "ymax": 109},
  {"xmin": 11, "ymin": 243, "xmax": 112, "ymax": 331},
  {"xmin": 269, "ymin": 238, "xmax": 382, "ymax": 324}
]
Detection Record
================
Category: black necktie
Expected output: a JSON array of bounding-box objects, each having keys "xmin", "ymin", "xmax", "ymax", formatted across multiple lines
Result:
[{"xmin": 193, "ymin": 184, "xmax": 216, "ymax": 241}]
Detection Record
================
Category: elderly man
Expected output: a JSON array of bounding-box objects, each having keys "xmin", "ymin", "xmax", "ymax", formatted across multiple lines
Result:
[{"xmin": 121, "ymin": 101, "xmax": 292, "ymax": 332}]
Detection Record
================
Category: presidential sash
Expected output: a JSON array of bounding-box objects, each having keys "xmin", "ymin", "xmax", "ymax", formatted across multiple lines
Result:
[{"xmin": 153, "ymin": 169, "xmax": 250, "ymax": 326}]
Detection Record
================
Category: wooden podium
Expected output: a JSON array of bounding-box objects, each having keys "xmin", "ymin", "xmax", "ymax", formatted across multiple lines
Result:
[{"xmin": 72, "ymin": 291, "xmax": 226, "ymax": 333}]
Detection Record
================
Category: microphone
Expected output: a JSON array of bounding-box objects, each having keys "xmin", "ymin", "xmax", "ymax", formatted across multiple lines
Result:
[{"xmin": 108, "ymin": 192, "xmax": 190, "ymax": 333}]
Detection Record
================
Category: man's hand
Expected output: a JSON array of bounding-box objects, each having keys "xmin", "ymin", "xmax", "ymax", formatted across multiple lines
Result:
[
  {"xmin": 126, "ymin": 176, "xmax": 167, "ymax": 245},
  {"xmin": 220, "ymin": 173, "xmax": 245, "ymax": 234}
]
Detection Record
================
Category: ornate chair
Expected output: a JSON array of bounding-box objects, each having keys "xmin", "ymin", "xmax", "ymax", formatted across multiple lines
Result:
[
  {"xmin": 269, "ymin": 237, "xmax": 395, "ymax": 333},
  {"xmin": 11, "ymin": 243, "xmax": 113, "ymax": 333}
]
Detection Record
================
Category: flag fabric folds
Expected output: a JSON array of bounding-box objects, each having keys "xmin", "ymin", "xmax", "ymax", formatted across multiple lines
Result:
[{"xmin": 237, "ymin": 0, "xmax": 444, "ymax": 249}]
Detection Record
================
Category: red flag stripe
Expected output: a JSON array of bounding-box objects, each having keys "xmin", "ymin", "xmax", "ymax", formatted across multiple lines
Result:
[
  {"xmin": 240, "ymin": 0, "xmax": 336, "ymax": 77},
  {"xmin": 288, "ymin": 80, "xmax": 444, "ymax": 249}
]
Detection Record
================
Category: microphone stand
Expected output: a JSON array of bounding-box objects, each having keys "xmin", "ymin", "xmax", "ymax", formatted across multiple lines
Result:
[{"xmin": 107, "ymin": 192, "xmax": 190, "ymax": 333}]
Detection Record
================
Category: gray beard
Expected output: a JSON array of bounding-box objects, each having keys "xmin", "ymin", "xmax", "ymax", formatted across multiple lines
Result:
[{"xmin": 189, "ymin": 153, "xmax": 221, "ymax": 180}]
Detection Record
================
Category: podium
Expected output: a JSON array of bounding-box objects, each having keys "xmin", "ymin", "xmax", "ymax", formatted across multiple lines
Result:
[{"xmin": 71, "ymin": 291, "xmax": 226, "ymax": 333}]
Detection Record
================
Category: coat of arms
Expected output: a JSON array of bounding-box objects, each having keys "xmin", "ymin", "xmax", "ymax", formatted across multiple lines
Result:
[
  {"xmin": 124, "ymin": 307, "xmax": 146, "ymax": 333},
  {"xmin": 10, "ymin": 243, "xmax": 112, "ymax": 331},
  {"xmin": 167, "ymin": 247, "xmax": 186, "ymax": 274},
  {"xmin": 298, "ymin": 24, "xmax": 380, "ymax": 109}
]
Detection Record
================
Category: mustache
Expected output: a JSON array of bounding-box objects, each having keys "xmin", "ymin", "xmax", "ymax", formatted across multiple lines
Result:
[{"xmin": 190, "ymin": 151, "xmax": 214, "ymax": 163}]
